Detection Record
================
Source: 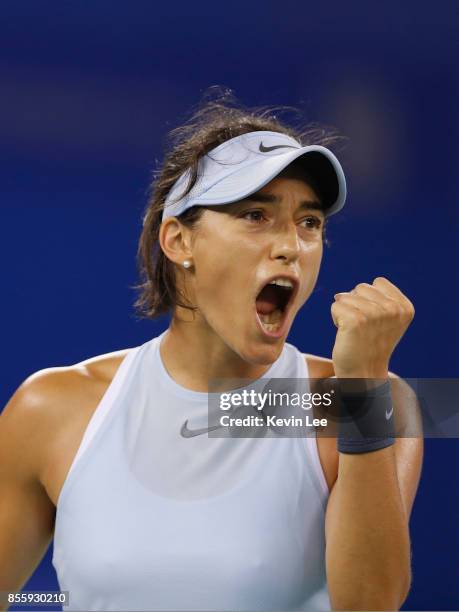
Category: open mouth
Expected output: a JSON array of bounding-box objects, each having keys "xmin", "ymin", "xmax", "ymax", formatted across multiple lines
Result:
[{"xmin": 255, "ymin": 277, "xmax": 297, "ymax": 337}]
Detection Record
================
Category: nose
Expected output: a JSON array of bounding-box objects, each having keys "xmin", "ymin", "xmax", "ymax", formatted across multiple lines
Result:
[{"xmin": 270, "ymin": 221, "xmax": 301, "ymax": 265}]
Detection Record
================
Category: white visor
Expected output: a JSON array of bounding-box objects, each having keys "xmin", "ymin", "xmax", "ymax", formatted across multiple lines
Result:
[{"xmin": 161, "ymin": 130, "xmax": 346, "ymax": 221}]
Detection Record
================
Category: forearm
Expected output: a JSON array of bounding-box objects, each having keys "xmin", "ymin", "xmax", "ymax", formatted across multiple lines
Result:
[
  {"xmin": 389, "ymin": 375, "xmax": 424, "ymax": 522},
  {"xmin": 326, "ymin": 444, "xmax": 411, "ymax": 611}
]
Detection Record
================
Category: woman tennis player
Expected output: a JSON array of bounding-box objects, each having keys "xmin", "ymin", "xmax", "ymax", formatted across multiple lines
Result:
[{"xmin": 0, "ymin": 91, "xmax": 423, "ymax": 611}]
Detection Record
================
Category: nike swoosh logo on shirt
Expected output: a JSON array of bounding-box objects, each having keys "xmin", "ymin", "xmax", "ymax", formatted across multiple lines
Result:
[
  {"xmin": 259, "ymin": 142, "xmax": 299, "ymax": 153},
  {"xmin": 180, "ymin": 420, "xmax": 223, "ymax": 438},
  {"xmin": 385, "ymin": 406, "xmax": 394, "ymax": 420}
]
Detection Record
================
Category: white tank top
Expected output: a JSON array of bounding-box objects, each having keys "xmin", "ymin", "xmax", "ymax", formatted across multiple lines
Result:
[{"xmin": 52, "ymin": 331, "xmax": 331, "ymax": 611}]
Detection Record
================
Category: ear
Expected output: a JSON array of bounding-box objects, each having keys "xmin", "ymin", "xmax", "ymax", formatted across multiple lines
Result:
[{"xmin": 159, "ymin": 217, "xmax": 193, "ymax": 265}]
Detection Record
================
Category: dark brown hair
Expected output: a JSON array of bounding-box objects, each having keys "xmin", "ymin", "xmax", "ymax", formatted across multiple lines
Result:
[{"xmin": 133, "ymin": 87, "xmax": 346, "ymax": 320}]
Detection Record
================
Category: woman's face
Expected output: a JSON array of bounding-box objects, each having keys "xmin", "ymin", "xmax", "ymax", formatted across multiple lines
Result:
[{"xmin": 179, "ymin": 176, "xmax": 325, "ymax": 365}]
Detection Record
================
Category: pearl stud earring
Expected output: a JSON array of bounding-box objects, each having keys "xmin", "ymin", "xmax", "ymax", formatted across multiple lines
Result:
[{"xmin": 183, "ymin": 260, "xmax": 192, "ymax": 269}]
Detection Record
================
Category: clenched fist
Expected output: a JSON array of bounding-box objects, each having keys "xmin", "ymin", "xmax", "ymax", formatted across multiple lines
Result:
[{"xmin": 331, "ymin": 277, "xmax": 415, "ymax": 379}]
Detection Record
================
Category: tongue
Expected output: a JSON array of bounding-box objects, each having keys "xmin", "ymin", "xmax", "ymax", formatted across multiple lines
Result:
[{"xmin": 256, "ymin": 285, "xmax": 280, "ymax": 315}]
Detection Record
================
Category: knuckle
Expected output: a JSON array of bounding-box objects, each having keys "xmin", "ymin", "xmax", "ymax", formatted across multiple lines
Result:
[
  {"xmin": 385, "ymin": 301, "xmax": 401, "ymax": 317},
  {"xmin": 352, "ymin": 310, "xmax": 367, "ymax": 325},
  {"xmin": 405, "ymin": 303, "xmax": 415, "ymax": 321},
  {"xmin": 405, "ymin": 299, "xmax": 415, "ymax": 317}
]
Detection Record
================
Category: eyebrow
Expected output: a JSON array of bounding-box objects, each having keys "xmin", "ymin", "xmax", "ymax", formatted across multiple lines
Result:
[{"xmin": 242, "ymin": 190, "xmax": 325, "ymax": 213}]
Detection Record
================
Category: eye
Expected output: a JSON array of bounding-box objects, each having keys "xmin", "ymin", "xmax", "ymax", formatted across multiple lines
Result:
[
  {"xmin": 300, "ymin": 216, "xmax": 323, "ymax": 230},
  {"xmin": 242, "ymin": 209, "xmax": 266, "ymax": 223},
  {"xmin": 240, "ymin": 210, "xmax": 323, "ymax": 229}
]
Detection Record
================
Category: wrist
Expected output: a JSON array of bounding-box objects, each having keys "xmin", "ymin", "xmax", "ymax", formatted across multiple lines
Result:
[
  {"xmin": 333, "ymin": 366, "xmax": 389, "ymax": 380},
  {"xmin": 335, "ymin": 380, "xmax": 395, "ymax": 455}
]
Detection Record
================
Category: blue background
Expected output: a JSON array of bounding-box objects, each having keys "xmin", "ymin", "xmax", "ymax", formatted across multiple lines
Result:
[{"xmin": 1, "ymin": 1, "xmax": 458, "ymax": 610}]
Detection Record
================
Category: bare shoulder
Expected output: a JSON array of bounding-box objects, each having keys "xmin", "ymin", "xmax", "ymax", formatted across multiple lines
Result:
[
  {"xmin": 1, "ymin": 347, "xmax": 133, "ymax": 502},
  {"xmin": 303, "ymin": 352, "xmax": 402, "ymax": 382},
  {"xmin": 4, "ymin": 346, "xmax": 132, "ymax": 422},
  {"xmin": 303, "ymin": 352, "xmax": 335, "ymax": 379}
]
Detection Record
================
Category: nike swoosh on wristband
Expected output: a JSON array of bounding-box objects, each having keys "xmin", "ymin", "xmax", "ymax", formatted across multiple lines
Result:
[
  {"xmin": 180, "ymin": 420, "xmax": 223, "ymax": 438},
  {"xmin": 385, "ymin": 406, "xmax": 394, "ymax": 420},
  {"xmin": 259, "ymin": 142, "xmax": 299, "ymax": 153}
]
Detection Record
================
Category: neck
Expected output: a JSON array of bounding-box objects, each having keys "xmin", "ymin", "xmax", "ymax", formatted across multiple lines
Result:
[{"xmin": 159, "ymin": 312, "xmax": 276, "ymax": 393}]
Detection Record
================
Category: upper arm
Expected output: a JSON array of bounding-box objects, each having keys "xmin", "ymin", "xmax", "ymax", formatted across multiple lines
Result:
[{"xmin": 0, "ymin": 374, "xmax": 58, "ymax": 598}]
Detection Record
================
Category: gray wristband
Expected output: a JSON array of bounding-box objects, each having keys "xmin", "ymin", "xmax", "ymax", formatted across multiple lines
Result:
[{"xmin": 337, "ymin": 380, "xmax": 396, "ymax": 454}]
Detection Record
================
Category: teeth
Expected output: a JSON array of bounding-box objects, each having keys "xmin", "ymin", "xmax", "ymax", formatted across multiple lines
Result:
[
  {"xmin": 259, "ymin": 308, "xmax": 283, "ymax": 324},
  {"xmin": 262, "ymin": 322, "xmax": 281, "ymax": 332},
  {"xmin": 268, "ymin": 278, "xmax": 293, "ymax": 289}
]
